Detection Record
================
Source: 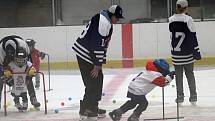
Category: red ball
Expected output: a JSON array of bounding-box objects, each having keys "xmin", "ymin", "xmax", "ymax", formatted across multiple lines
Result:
[{"xmin": 61, "ymin": 102, "xmax": 65, "ymax": 106}]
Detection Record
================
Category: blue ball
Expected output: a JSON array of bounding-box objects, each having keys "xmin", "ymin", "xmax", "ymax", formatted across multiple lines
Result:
[
  {"xmin": 54, "ymin": 109, "xmax": 59, "ymax": 113},
  {"xmin": 68, "ymin": 97, "xmax": 72, "ymax": 101},
  {"xmin": 102, "ymin": 92, "xmax": 105, "ymax": 96}
]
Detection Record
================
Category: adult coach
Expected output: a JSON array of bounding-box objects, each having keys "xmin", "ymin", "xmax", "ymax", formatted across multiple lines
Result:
[{"xmin": 72, "ymin": 5, "xmax": 124, "ymax": 120}]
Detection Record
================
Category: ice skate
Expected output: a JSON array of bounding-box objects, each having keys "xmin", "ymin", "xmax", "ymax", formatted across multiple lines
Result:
[
  {"xmin": 79, "ymin": 110, "xmax": 98, "ymax": 121},
  {"xmin": 97, "ymin": 108, "xmax": 106, "ymax": 118},
  {"xmin": 22, "ymin": 101, "xmax": 28, "ymax": 111},
  {"xmin": 109, "ymin": 109, "xmax": 123, "ymax": 121},
  {"xmin": 175, "ymin": 97, "xmax": 184, "ymax": 107},
  {"xmin": 127, "ymin": 113, "xmax": 140, "ymax": 121},
  {"xmin": 15, "ymin": 101, "xmax": 25, "ymax": 112},
  {"xmin": 30, "ymin": 97, "xmax": 41, "ymax": 109},
  {"xmin": 85, "ymin": 109, "xmax": 98, "ymax": 121},
  {"xmin": 190, "ymin": 101, "xmax": 197, "ymax": 106},
  {"xmin": 79, "ymin": 100, "xmax": 88, "ymax": 121},
  {"xmin": 189, "ymin": 96, "xmax": 197, "ymax": 107}
]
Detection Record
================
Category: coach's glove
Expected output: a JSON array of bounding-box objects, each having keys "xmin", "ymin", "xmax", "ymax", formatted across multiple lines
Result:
[
  {"xmin": 28, "ymin": 67, "xmax": 36, "ymax": 76},
  {"xmin": 4, "ymin": 70, "xmax": 12, "ymax": 78}
]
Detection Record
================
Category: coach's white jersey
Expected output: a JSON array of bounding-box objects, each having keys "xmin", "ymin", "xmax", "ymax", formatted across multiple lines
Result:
[
  {"xmin": 9, "ymin": 61, "xmax": 32, "ymax": 96},
  {"xmin": 128, "ymin": 70, "xmax": 166, "ymax": 96}
]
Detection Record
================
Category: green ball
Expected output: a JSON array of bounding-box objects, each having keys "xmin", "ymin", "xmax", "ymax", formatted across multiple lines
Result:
[{"xmin": 113, "ymin": 100, "xmax": 116, "ymax": 103}]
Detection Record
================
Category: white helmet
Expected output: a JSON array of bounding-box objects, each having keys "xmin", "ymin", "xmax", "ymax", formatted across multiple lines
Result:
[{"xmin": 14, "ymin": 47, "xmax": 28, "ymax": 67}]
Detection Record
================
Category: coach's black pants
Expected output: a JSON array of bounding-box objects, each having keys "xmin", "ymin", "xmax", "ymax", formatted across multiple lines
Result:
[{"xmin": 77, "ymin": 56, "xmax": 103, "ymax": 110}]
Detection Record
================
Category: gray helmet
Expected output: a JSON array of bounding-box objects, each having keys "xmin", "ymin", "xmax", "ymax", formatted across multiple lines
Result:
[{"xmin": 26, "ymin": 39, "xmax": 36, "ymax": 47}]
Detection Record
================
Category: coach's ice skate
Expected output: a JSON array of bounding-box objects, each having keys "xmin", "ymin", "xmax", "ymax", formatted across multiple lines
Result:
[
  {"xmin": 189, "ymin": 96, "xmax": 197, "ymax": 106},
  {"xmin": 97, "ymin": 108, "xmax": 106, "ymax": 118},
  {"xmin": 175, "ymin": 98, "xmax": 184, "ymax": 106},
  {"xmin": 127, "ymin": 113, "xmax": 140, "ymax": 121},
  {"xmin": 190, "ymin": 101, "xmax": 197, "ymax": 106},
  {"xmin": 109, "ymin": 109, "xmax": 123, "ymax": 121},
  {"xmin": 79, "ymin": 111, "xmax": 98, "ymax": 121},
  {"xmin": 30, "ymin": 97, "xmax": 40, "ymax": 110}
]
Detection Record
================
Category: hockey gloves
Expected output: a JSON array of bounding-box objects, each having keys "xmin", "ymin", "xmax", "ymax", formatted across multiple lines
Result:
[
  {"xmin": 193, "ymin": 50, "xmax": 201, "ymax": 60},
  {"xmin": 4, "ymin": 70, "xmax": 12, "ymax": 78},
  {"xmin": 165, "ymin": 71, "xmax": 175, "ymax": 85},
  {"xmin": 28, "ymin": 67, "xmax": 36, "ymax": 76},
  {"xmin": 40, "ymin": 52, "xmax": 46, "ymax": 60}
]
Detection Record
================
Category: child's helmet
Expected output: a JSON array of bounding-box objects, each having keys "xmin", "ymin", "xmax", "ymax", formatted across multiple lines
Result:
[
  {"xmin": 26, "ymin": 39, "xmax": 36, "ymax": 47},
  {"xmin": 146, "ymin": 60, "xmax": 158, "ymax": 72},
  {"xmin": 153, "ymin": 59, "xmax": 170, "ymax": 76},
  {"xmin": 14, "ymin": 47, "xmax": 28, "ymax": 67}
]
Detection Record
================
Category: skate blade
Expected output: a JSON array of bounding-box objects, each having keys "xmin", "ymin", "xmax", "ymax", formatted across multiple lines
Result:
[
  {"xmin": 98, "ymin": 114, "xmax": 106, "ymax": 118},
  {"xmin": 87, "ymin": 117, "xmax": 98, "ymax": 121},
  {"xmin": 18, "ymin": 110, "xmax": 27, "ymax": 112},
  {"xmin": 191, "ymin": 102, "xmax": 197, "ymax": 106},
  {"xmin": 79, "ymin": 115, "xmax": 88, "ymax": 121},
  {"xmin": 34, "ymin": 107, "xmax": 40, "ymax": 111}
]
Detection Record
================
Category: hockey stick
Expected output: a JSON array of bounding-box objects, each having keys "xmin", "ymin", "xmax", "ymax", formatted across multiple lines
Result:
[
  {"xmin": 144, "ymin": 87, "xmax": 184, "ymax": 121},
  {"xmin": 3, "ymin": 78, "xmax": 7, "ymax": 116},
  {"xmin": 37, "ymin": 71, "xmax": 48, "ymax": 114}
]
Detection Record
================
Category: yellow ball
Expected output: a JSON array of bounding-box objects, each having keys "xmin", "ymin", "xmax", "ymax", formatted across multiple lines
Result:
[
  {"xmin": 29, "ymin": 107, "xmax": 34, "ymax": 111},
  {"xmin": 6, "ymin": 101, "xmax": 12, "ymax": 107},
  {"xmin": 151, "ymin": 95, "xmax": 156, "ymax": 99}
]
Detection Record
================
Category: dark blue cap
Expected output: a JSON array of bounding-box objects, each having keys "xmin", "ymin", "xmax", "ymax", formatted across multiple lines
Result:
[{"xmin": 108, "ymin": 5, "xmax": 124, "ymax": 18}]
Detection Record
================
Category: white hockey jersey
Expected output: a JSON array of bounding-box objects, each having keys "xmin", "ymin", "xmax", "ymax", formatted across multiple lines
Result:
[
  {"xmin": 8, "ymin": 61, "xmax": 32, "ymax": 96},
  {"xmin": 128, "ymin": 70, "xmax": 168, "ymax": 96}
]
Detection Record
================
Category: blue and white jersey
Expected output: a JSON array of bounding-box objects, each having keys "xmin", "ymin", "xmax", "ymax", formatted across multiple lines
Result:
[
  {"xmin": 169, "ymin": 13, "xmax": 201, "ymax": 65},
  {"xmin": 72, "ymin": 10, "xmax": 113, "ymax": 66}
]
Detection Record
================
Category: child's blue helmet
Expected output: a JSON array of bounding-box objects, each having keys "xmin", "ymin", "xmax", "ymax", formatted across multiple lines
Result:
[{"xmin": 153, "ymin": 59, "xmax": 170, "ymax": 76}]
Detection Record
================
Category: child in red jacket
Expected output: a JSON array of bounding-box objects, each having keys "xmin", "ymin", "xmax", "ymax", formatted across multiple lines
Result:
[{"xmin": 26, "ymin": 39, "xmax": 45, "ymax": 89}]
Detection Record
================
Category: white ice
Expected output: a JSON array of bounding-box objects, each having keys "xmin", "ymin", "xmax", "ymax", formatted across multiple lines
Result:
[{"xmin": 1, "ymin": 67, "xmax": 215, "ymax": 121}]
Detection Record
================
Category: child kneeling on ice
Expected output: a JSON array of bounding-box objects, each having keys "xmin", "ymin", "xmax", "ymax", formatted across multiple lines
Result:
[{"xmin": 109, "ymin": 59, "xmax": 175, "ymax": 121}]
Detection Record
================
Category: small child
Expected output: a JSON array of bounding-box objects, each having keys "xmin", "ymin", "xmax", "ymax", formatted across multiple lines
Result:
[
  {"xmin": 26, "ymin": 39, "xmax": 45, "ymax": 89},
  {"xmin": 109, "ymin": 59, "xmax": 175, "ymax": 121},
  {"xmin": 4, "ymin": 47, "xmax": 36, "ymax": 112}
]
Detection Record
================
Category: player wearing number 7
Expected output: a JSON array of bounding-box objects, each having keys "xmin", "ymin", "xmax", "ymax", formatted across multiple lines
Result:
[{"xmin": 169, "ymin": 0, "xmax": 201, "ymax": 106}]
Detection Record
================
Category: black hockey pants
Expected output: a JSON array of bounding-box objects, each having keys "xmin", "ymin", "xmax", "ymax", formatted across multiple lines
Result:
[
  {"xmin": 77, "ymin": 56, "xmax": 103, "ymax": 111},
  {"xmin": 120, "ymin": 95, "xmax": 148, "ymax": 117}
]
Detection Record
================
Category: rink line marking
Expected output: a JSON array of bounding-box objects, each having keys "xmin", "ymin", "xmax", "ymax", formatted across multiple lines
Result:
[{"xmin": 103, "ymin": 69, "xmax": 132, "ymax": 101}]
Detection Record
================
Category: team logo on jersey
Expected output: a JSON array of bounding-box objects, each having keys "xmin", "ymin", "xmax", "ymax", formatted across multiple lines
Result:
[{"xmin": 16, "ymin": 76, "xmax": 25, "ymax": 86}]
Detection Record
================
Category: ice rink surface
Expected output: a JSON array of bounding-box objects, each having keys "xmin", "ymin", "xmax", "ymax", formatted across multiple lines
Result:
[{"xmin": 1, "ymin": 66, "xmax": 215, "ymax": 121}]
